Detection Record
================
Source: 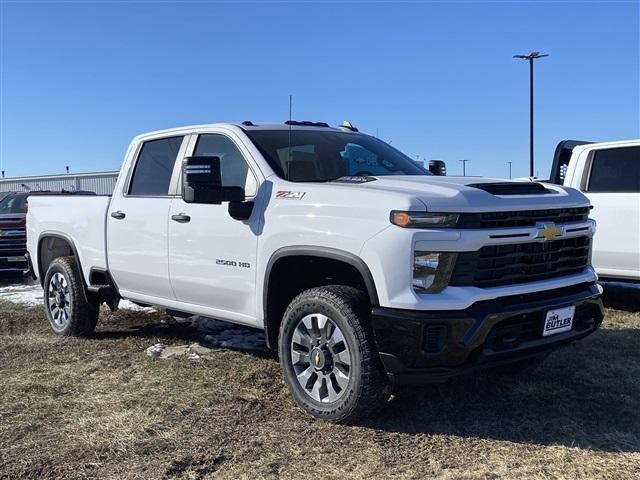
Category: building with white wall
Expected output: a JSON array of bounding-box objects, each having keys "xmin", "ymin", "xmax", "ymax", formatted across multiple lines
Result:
[{"xmin": 0, "ymin": 171, "xmax": 118, "ymax": 195}]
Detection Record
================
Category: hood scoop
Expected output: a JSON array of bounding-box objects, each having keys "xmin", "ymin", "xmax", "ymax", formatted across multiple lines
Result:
[{"xmin": 467, "ymin": 181, "xmax": 555, "ymax": 195}]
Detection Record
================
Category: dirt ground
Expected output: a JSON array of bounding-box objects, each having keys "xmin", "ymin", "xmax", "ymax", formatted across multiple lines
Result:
[{"xmin": 0, "ymin": 287, "xmax": 638, "ymax": 479}]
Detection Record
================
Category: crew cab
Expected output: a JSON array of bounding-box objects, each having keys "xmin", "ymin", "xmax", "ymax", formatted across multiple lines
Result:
[
  {"xmin": 26, "ymin": 121, "xmax": 604, "ymax": 422},
  {"xmin": 549, "ymin": 139, "xmax": 640, "ymax": 284}
]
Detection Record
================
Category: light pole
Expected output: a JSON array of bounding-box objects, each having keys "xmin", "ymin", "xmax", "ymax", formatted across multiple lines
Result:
[
  {"xmin": 507, "ymin": 161, "xmax": 512, "ymax": 179},
  {"xmin": 459, "ymin": 159, "xmax": 470, "ymax": 176},
  {"xmin": 514, "ymin": 51, "xmax": 548, "ymax": 177}
]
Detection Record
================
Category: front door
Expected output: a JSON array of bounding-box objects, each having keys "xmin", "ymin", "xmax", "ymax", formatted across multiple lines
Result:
[
  {"xmin": 168, "ymin": 132, "xmax": 261, "ymax": 325},
  {"xmin": 107, "ymin": 135, "xmax": 186, "ymax": 300}
]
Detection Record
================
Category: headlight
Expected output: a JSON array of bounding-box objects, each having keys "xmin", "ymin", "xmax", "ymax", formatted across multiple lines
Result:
[
  {"xmin": 413, "ymin": 251, "xmax": 457, "ymax": 293},
  {"xmin": 391, "ymin": 211, "xmax": 459, "ymax": 228}
]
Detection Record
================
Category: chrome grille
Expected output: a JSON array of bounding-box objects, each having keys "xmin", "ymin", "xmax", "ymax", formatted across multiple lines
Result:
[{"xmin": 0, "ymin": 227, "xmax": 27, "ymax": 256}]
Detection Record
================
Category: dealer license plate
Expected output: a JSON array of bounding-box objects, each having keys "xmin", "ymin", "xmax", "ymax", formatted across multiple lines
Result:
[{"xmin": 543, "ymin": 306, "xmax": 575, "ymax": 337}]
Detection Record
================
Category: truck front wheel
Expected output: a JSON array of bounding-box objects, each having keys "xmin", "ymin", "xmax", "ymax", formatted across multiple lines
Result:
[
  {"xmin": 278, "ymin": 285, "xmax": 389, "ymax": 423},
  {"xmin": 43, "ymin": 256, "xmax": 99, "ymax": 336}
]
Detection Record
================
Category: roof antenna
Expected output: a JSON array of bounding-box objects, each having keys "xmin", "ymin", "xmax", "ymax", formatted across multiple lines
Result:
[{"xmin": 288, "ymin": 94, "xmax": 293, "ymax": 164}]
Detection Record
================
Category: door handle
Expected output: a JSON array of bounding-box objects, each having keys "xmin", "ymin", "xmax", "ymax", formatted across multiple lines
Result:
[
  {"xmin": 171, "ymin": 213, "xmax": 191, "ymax": 223},
  {"xmin": 110, "ymin": 211, "xmax": 126, "ymax": 220}
]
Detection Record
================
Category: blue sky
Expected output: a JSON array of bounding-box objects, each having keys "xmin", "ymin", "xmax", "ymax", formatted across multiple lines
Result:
[{"xmin": 0, "ymin": 0, "xmax": 638, "ymax": 179}]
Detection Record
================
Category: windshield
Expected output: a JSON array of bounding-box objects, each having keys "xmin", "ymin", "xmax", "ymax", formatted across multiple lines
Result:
[
  {"xmin": 0, "ymin": 195, "xmax": 27, "ymax": 214},
  {"xmin": 245, "ymin": 129, "xmax": 430, "ymax": 182}
]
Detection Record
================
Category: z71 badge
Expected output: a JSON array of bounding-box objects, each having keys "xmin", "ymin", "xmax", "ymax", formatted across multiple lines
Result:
[{"xmin": 275, "ymin": 191, "xmax": 306, "ymax": 200}]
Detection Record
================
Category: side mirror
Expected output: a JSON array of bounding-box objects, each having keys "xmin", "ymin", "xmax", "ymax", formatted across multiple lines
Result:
[
  {"xmin": 182, "ymin": 156, "xmax": 245, "ymax": 204},
  {"xmin": 428, "ymin": 160, "xmax": 447, "ymax": 176}
]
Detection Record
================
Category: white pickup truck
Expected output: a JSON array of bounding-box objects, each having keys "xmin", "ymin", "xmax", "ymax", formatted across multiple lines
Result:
[
  {"xmin": 26, "ymin": 121, "xmax": 604, "ymax": 423},
  {"xmin": 548, "ymin": 139, "xmax": 640, "ymax": 284}
]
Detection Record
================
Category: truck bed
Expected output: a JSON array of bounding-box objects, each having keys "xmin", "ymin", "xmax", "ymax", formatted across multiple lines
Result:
[{"xmin": 26, "ymin": 195, "xmax": 111, "ymax": 282}]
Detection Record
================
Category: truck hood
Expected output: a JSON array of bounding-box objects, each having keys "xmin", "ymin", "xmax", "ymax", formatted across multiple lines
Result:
[{"xmin": 330, "ymin": 176, "xmax": 590, "ymax": 212}]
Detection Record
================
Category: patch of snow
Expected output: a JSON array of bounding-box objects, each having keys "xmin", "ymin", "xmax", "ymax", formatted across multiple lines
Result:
[
  {"xmin": 118, "ymin": 299, "xmax": 156, "ymax": 313},
  {"xmin": 0, "ymin": 283, "xmax": 42, "ymax": 306},
  {"xmin": 146, "ymin": 343, "xmax": 165, "ymax": 358},
  {"xmin": 0, "ymin": 281, "xmax": 156, "ymax": 312}
]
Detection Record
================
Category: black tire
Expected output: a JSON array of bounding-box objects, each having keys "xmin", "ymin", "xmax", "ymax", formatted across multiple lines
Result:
[
  {"xmin": 279, "ymin": 285, "xmax": 389, "ymax": 423},
  {"xmin": 492, "ymin": 354, "xmax": 548, "ymax": 376},
  {"xmin": 43, "ymin": 256, "xmax": 99, "ymax": 336}
]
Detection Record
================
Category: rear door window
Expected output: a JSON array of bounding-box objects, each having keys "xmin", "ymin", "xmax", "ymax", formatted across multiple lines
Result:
[
  {"xmin": 128, "ymin": 136, "xmax": 184, "ymax": 196},
  {"xmin": 587, "ymin": 146, "xmax": 640, "ymax": 192}
]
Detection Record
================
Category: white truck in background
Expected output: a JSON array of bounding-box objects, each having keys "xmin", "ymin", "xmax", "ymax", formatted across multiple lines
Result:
[
  {"xmin": 548, "ymin": 139, "xmax": 640, "ymax": 284},
  {"xmin": 26, "ymin": 121, "xmax": 604, "ymax": 423}
]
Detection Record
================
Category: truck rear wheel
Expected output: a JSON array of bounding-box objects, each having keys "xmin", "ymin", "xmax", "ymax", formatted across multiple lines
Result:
[
  {"xmin": 43, "ymin": 256, "xmax": 99, "ymax": 336},
  {"xmin": 278, "ymin": 285, "xmax": 389, "ymax": 423}
]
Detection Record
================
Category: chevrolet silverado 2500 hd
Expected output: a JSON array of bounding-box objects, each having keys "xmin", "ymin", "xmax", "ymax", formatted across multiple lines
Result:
[{"xmin": 26, "ymin": 121, "xmax": 604, "ymax": 423}]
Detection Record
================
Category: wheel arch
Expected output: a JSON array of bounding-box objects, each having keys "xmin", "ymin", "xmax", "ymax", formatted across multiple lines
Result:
[
  {"xmin": 262, "ymin": 246, "xmax": 379, "ymax": 350},
  {"xmin": 37, "ymin": 232, "xmax": 89, "ymax": 295}
]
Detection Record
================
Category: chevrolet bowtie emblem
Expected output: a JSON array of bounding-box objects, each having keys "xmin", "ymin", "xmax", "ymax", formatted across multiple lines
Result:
[{"xmin": 535, "ymin": 222, "xmax": 563, "ymax": 241}]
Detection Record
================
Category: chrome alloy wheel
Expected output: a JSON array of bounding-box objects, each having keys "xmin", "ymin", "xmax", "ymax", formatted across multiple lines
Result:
[
  {"xmin": 290, "ymin": 313, "xmax": 352, "ymax": 403},
  {"xmin": 47, "ymin": 272, "xmax": 71, "ymax": 328}
]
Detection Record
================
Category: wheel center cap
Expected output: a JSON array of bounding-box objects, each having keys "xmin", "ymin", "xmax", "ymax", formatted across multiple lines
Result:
[{"xmin": 310, "ymin": 348, "xmax": 327, "ymax": 370}]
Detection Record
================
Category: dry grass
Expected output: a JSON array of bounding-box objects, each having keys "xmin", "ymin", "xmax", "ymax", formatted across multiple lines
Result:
[{"xmin": 0, "ymin": 292, "xmax": 639, "ymax": 480}]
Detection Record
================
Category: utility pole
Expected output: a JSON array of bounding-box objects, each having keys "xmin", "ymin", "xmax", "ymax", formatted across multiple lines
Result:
[
  {"xmin": 514, "ymin": 51, "xmax": 548, "ymax": 177},
  {"xmin": 507, "ymin": 161, "xmax": 512, "ymax": 179},
  {"xmin": 459, "ymin": 159, "xmax": 470, "ymax": 176}
]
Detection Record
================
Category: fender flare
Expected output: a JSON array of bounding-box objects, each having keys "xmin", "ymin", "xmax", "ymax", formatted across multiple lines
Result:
[
  {"xmin": 262, "ymin": 246, "xmax": 379, "ymax": 349},
  {"xmin": 36, "ymin": 232, "xmax": 89, "ymax": 297}
]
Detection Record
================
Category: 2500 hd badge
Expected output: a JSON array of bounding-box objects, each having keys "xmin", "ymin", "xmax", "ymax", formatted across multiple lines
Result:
[{"xmin": 216, "ymin": 259, "xmax": 251, "ymax": 268}]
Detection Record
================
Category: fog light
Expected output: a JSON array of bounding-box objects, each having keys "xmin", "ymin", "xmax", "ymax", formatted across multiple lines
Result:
[{"xmin": 413, "ymin": 251, "xmax": 457, "ymax": 293}]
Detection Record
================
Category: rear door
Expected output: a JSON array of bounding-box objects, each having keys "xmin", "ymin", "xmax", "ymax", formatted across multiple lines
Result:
[
  {"xmin": 107, "ymin": 135, "xmax": 187, "ymax": 300},
  {"xmin": 167, "ymin": 131, "xmax": 262, "ymax": 325},
  {"xmin": 581, "ymin": 145, "xmax": 640, "ymax": 279}
]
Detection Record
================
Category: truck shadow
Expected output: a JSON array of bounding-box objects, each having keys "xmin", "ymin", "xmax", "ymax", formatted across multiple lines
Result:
[
  {"xmin": 96, "ymin": 315, "xmax": 639, "ymax": 453},
  {"xmin": 368, "ymin": 327, "xmax": 640, "ymax": 453},
  {"xmin": 93, "ymin": 314, "xmax": 278, "ymax": 360},
  {"xmin": 602, "ymin": 284, "xmax": 639, "ymax": 312},
  {"xmin": 87, "ymin": 299, "xmax": 638, "ymax": 453}
]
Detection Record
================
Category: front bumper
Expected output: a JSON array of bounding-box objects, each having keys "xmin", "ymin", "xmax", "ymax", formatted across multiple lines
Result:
[
  {"xmin": 372, "ymin": 282, "xmax": 603, "ymax": 385},
  {"xmin": 0, "ymin": 254, "xmax": 28, "ymax": 272}
]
